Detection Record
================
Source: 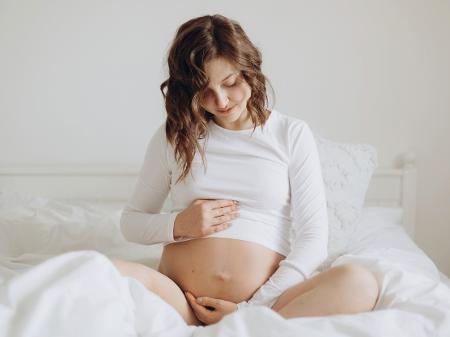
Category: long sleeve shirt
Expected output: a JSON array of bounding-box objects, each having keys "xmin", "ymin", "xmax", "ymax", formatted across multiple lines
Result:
[{"xmin": 120, "ymin": 109, "xmax": 329, "ymax": 307}]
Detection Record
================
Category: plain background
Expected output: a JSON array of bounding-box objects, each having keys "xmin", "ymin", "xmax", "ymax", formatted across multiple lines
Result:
[{"xmin": 1, "ymin": 1, "xmax": 449, "ymax": 276}]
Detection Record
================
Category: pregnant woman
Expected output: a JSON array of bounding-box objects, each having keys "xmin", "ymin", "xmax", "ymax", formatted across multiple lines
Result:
[{"xmin": 112, "ymin": 14, "xmax": 379, "ymax": 326}]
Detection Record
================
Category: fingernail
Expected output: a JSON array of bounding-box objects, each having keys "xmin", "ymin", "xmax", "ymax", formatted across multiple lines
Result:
[{"xmin": 197, "ymin": 298, "xmax": 203, "ymax": 303}]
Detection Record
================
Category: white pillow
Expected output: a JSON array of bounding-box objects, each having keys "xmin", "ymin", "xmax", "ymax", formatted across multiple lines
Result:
[
  {"xmin": 0, "ymin": 189, "xmax": 164, "ymax": 267},
  {"xmin": 313, "ymin": 133, "xmax": 378, "ymax": 270}
]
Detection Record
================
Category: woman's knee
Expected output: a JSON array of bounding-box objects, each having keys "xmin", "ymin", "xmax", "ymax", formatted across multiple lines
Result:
[
  {"xmin": 110, "ymin": 257, "xmax": 156, "ymax": 290},
  {"xmin": 335, "ymin": 263, "xmax": 379, "ymax": 311},
  {"xmin": 110, "ymin": 258, "xmax": 201, "ymax": 326}
]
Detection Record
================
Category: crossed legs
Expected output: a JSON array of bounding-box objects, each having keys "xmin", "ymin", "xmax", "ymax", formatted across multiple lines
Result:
[
  {"xmin": 270, "ymin": 263, "xmax": 379, "ymax": 318},
  {"xmin": 110, "ymin": 258, "xmax": 379, "ymax": 325}
]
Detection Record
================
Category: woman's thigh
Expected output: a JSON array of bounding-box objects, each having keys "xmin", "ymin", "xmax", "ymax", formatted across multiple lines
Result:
[
  {"xmin": 110, "ymin": 258, "xmax": 201, "ymax": 326},
  {"xmin": 270, "ymin": 263, "xmax": 377, "ymax": 312}
]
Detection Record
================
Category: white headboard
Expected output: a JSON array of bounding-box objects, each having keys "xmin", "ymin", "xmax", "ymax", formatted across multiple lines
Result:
[
  {"xmin": 0, "ymin": 152, "xmax": 417, "ymax": 239},
  {"xmin": 364, "ymin": 152, "xmax": 417, "ymax": 238}
]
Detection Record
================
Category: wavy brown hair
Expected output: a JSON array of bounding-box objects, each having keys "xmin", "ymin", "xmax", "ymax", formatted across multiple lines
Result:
[{"xmin": 160, "ymin": 14, "xmax": 275, "ymax": 184}]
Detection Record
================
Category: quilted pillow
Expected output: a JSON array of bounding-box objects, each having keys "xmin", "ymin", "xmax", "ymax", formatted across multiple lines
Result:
[{"xmin": 312, "ymin": 132, "xmax": 378, "ymax": 270}]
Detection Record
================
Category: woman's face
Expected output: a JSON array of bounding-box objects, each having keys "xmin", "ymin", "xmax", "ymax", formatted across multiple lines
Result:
[{"xmin": 199, "ymin": 57, "xmax": 252, "ymax": 130}]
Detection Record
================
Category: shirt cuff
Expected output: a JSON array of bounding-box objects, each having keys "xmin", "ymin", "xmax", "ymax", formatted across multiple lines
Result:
[
  {"xmin": 167, "ymin": 211, "xmax": 181, "ymax": 242},
  {"xmin": 236, "ymin": 301, "xmax": 250, "ymax": 310}
]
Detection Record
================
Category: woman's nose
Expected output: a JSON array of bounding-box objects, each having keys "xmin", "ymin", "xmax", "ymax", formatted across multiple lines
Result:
[{"xmin": 215, "ymin": 90, "xmax": 229, "ymax": 108}]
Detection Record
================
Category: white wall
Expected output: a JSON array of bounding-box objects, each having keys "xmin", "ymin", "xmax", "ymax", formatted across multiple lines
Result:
[{"xmin": 1, "ymin": 1, "xmax": 449, "ymax": 276}]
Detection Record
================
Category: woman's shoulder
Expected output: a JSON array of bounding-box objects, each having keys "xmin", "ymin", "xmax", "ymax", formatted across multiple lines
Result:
[
  {"xmin": 146, "ymin": 121, "xmax": 167, "ymax": 148},
  {"xmin": 272, "ymin": 109, "xmax": 312, "ymax": 136}
]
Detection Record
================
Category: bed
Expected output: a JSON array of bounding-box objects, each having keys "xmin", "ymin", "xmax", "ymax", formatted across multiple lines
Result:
[{"xmin": 1, "ymin": 149, "xmax": 450, "ymax": 337}]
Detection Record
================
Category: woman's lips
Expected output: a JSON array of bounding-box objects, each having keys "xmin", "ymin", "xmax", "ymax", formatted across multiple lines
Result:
[{"xmin": 217, "ymin": 105, "xmax": 235, "ymax": 114}]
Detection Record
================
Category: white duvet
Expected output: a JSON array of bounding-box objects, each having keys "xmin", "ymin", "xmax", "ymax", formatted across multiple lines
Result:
[{"xmin": 1, "ymin": 192, "xmax": 450, "ymax": 337}]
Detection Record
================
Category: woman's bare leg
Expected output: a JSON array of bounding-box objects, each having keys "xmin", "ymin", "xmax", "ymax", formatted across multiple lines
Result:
[
  {"xmin": 271, "ymin": 263, "xmax": 379, "ymax": 318},
  {"xmin": 109, "ymin": 258, "xmax": 202, "ymax": 326}
]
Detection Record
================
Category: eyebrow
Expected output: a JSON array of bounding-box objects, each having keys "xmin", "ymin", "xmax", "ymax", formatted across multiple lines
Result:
[{"xmin": 206, "ymin": 72, "xmax": 239, "ymax": 89}]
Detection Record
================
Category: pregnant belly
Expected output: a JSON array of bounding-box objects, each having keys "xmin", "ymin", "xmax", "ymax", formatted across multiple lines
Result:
[{"xmin": 157, "ymin": 238, "xmax": 285, "ymax": 304}]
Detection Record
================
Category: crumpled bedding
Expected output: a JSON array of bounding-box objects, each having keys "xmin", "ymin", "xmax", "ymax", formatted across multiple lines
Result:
[{"xmin": 0, "ymin": 191, "xmax": 449, "ymax": 337}]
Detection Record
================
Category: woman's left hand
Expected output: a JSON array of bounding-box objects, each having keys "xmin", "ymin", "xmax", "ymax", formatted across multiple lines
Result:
[{"xmin": 185, "ymin": 291, "xmax": 237, "ymax": 325}]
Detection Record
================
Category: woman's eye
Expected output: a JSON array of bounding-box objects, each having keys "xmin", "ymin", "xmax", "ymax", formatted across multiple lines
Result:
[{"xmin": 200, "ymin": 78, "xmax": 240, "ymax": 99}]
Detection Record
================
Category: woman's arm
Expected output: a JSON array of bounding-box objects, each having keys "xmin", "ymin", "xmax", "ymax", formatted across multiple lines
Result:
[
  {"xmin": 240, "ymin": 122, "xmax": 329, "ymax": 308},
  {"xmin": 120, "ymin": 122, "xmax": 182, "ymax": 245}
]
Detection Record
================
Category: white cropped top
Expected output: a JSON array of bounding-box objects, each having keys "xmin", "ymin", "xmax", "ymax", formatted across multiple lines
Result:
[{"xmin": 120, "ymin": 109, "xmax": 329, "ymax": 307}]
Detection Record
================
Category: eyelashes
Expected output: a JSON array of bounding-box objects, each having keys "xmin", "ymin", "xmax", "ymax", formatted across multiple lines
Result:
[
  {"xmin": 224, "ymin": 81, "xmax": 237, "ymax": 87},
  {"xmin": 198, "ymin": 73, "xmax": 246, "ymax": 102},
  {"xmin": 200, "ymin": 79, "xmax": 242, "ymax": 99}
]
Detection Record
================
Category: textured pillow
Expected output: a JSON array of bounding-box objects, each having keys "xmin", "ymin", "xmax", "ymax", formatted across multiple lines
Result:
[{"xmin": 312, "ymin": 133, "xmax": 378, "ymax": 270}]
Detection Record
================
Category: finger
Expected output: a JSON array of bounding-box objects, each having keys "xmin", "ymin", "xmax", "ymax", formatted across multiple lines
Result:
[
  {"xmin": 185, "ymin": 292, "xmax": 200, "ymax": 311},
  {"xmin": 209, "ymin": 199, "xmax": 238, "ymax": 210},
  {"xmin": 185, "ymin": 293, "xmax": 206, "ymax": 322},
  {"xmin": 205, "ymin": 223, "xmax": 232, "ymax": 235},
  {"xmin": 212, "ymin": 206, "xmax": 229, "ymax": 218},
  {"xmin": 211, "ymin": 214, "xmax": 235, "ymax": 225},
  {"xmin": 211, "ymin": 212, "xmax": 239, "ymax": 225},
  {"xmin": 185, "ymin": 292, "xmax": 206, "ymax": 311},
  {"xmin": 185, "ymin": 292, "xmax": 214, "ymax": 317},
  {"xmin": 197, "ymin": 296, "xmax": 221, "ymax": 309},
  {"xmin": 212, "ymin": 204, "xmax": 239, "ymax": 217}
]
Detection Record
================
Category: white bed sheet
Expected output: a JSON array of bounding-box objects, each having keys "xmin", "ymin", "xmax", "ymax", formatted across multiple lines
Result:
[{"xmin": 0, "ymin": 192, "xmax": 450, "ymax": 337}]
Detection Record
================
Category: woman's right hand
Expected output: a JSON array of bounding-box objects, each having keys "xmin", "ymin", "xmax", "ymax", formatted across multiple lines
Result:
[{"xmin": 173, "ymin": 199, "xmax": 240, "ymax": 240}]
